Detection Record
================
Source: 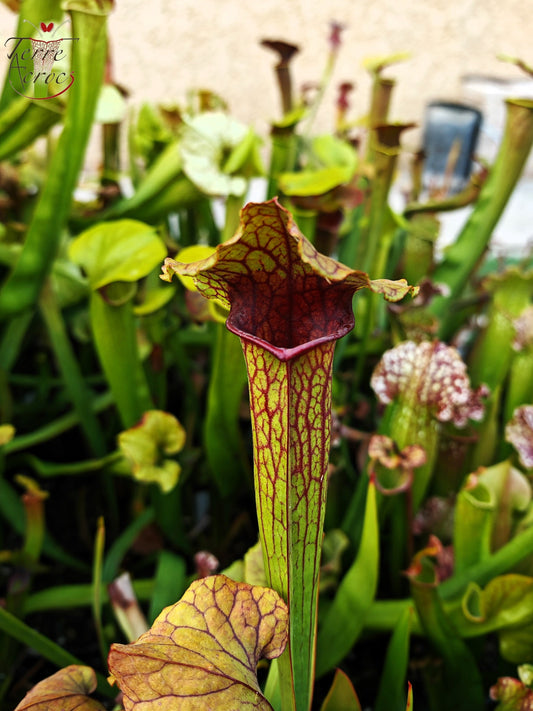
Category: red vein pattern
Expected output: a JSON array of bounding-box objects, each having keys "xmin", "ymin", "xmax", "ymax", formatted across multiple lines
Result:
[
  {"xmin": 14, "ymin": 665, "xmax": 105, "ymax": 711},
  {"xmin": 108, "ymin": 575, "xmax": 288, "ymax": 710},
  {"xmin": 243, "ymin": 339, "xmax": 334, "ymax": 707},
  {"xmin": 160, "ymin": 198, "xmax": 418, "ymax": 711}
]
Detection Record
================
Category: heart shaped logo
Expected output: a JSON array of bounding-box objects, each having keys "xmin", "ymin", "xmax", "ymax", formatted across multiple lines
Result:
[{"xmin": 40, "ymin": 22, "xmax": 54, "ymax": 32}]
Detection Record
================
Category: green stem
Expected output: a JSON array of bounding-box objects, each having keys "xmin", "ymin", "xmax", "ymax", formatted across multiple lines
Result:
[
  {"xmin": 39, "ymin": 281, "xmax": 106, "ymax": 455},
  {"xmin": 365, "ymin": 75, "xmax": 394, "ymax": 163},
  {"xmin": 0, "ymin": 0, "xmax": 63, "ymax": 110},
  {"xmin": 429, "ymin": 99, "xmax": 533, "ymax": 337},
  {"xmin": 0, "ymin": 2, "xmax": 111, "ymax": 318},
  {"xmin": 0, "ymin": 311, "xmax": 33, "ymax": 372},
  {"xmin": 267, "ymin": 127, "xmax": 298, "ymax": 200},
  {"xmin": 222, "ymin": 193, "xmax": 245, "ymax": 242},
  {"xmin": 0, "ymin": 98, "xmax": 62, "ymax": 162},
  {"xmin": 204, "ymin": 324, "xmax": 250, "ymax": 496},
  {"xmin": 90, "ymin": 288, "xmax": 152, "ymax": 428},
  {"xmin": 21, "ymin": 450, "xmax": 122, "ymax": 477}
]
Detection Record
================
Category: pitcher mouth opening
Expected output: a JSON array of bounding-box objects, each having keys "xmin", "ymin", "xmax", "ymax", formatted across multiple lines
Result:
[{"xmin": 226, "ymin": 313, "xmax": 354, "ymax": 362}]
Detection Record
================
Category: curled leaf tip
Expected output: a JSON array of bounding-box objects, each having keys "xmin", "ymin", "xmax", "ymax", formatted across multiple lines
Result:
[
  {"xmin": 370, "ymin": 278, "xmax": 419, "ymax": 301},
  {"xmin": 160, "ymin": 198, "xmax": 418, "ymax": 361}
]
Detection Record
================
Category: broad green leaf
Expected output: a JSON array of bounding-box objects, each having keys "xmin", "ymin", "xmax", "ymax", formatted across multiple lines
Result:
[
  {"xmin": 320, "ymin": 669, "xmax": 362, "ymax": 711},
  {"xmin": 108, "ymin": 574, "xmax": 288, "ymax": 710},
  {"xmin": 69, "ymin": 220, "xmax": 166, "ymax": 290},
  {"xmin": 14, "ymin": 665, "xmax": 105, "ymax": 711},
  {"xmin": 316, "ymin": 478, "xmax": 378, "ymax": 676},
  {"xmin": 279, "ymin": 135, "xmax": 358, "ymax": 197},
  {"xmin": 118, "ymin": 410, "xmax": 186, "ymax": 493},
  {"xmin": 311, "ymin": 135, "xmax": 358, "ymax": 172}
]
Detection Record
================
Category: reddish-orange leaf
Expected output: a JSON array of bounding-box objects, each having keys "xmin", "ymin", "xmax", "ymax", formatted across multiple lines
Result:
[
  {"xmin": 107, "ymin": 574, "xmax": 288, "ymax": 710},
  {"xmin": 14, "ymin": 665, "xmax": 105, "ymax": 711}
]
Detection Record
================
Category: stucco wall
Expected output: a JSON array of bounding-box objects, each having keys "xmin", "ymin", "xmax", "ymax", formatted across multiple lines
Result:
[{"xmin": 1, "ymin": 0, "xmax": 532, "ymax": 150}]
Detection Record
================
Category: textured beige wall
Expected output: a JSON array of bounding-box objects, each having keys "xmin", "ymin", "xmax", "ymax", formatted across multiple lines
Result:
[{"xmin": 1, "ymin": 0, "xmax": 532, "ymax": 144}]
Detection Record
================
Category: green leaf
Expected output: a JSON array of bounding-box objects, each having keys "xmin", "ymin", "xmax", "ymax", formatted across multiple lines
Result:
[
  {"xmin": 14, "ymin": 665, "xmax": 106, "ymax": 711},
  {"xmin": 69, "ymin": 220, "xmax": 166, "ymax": 290},
  {"xmin": 204, "ymin": 324, "xmax": 249, "ymax": 496},
  {"xmin": 108, "ymin": 575, "xmax": 288, "ymax": 710},
  {"xmin": 407, "ymin": 540, "xmax": 484, "ymax": 711},
  {"xmin": 0, "ymin": 3, "xmax": 110, "ymax": 317},
  {"xmin": 479, "ymin": 460, "xmax": 531, "ymax": 551},
  {"xmin": 316, "ymin": 478, "xmax": 379, "ymax": 676},
  {"xmin": 453, "ymin": 475, "xmax": 494, "ymax": 574},
  {"xmin": 319, "ymin": 669, "xmax": 361, "ymax": 711},
  {"xmin": 102, "ymin": 508, "xmax": 155, "ymax": 583},
  {"xmin": 279, "ymin": 135, "xmax": 358, "ymax": 197},
  {"xmin": 149, "ymin": 551, "xmax": 187, "ymax": 624},
  {"xmin": 374, "ymin": 606, "xmax": 413, "ymax": 711},
  {"xmin": 311, "ymin": 135, "xmax": 358, "ymax": 171},
  {"xmin": 279, "ymin": 166, "xmax": 354, "ymax": 197},
  {"xmin": 320, "ymin": 528, "xmax": 350, "ymax": 592}
]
